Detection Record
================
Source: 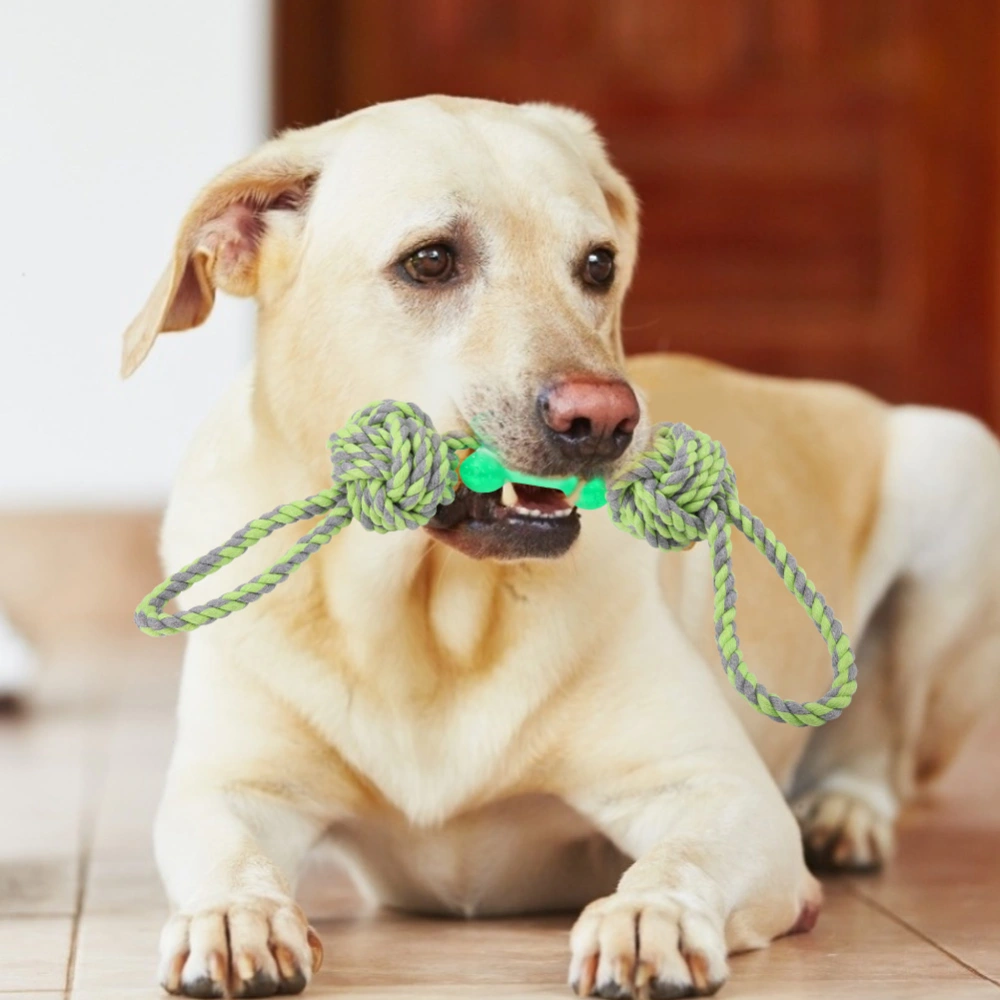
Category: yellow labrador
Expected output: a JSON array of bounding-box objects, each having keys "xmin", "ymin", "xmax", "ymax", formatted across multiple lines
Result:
[{"xmin": 121, "ymin": 96, "xmax": 1000, "ymax": 998}]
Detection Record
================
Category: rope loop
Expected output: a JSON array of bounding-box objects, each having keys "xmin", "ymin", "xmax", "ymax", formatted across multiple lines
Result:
[
  {"xmin": 134, "ymin": 401, "xmax": 474, "ymax": 636},
  {"xmin": 607, "ymin": 421, "xmax": 856, "ymax": 727}
]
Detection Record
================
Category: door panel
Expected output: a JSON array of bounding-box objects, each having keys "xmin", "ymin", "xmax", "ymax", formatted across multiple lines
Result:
[{"xmin": 274, "ymin": 0, "xmax": 1000, "ymax": 422}]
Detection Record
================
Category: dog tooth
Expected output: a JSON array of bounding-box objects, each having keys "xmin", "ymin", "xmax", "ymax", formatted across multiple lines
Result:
[
  {"xmin": 506, "ymin": 503, "xmax": 577, "ymax": 519},
  {"xmin": 506, "ymin": 502, "xmax": 576, "ymax": 520},
  {"xmin": 501, "ymin": 483, "xmax": 518, "ymax": 507}
]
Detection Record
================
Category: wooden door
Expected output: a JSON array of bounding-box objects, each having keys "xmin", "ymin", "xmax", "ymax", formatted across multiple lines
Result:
[{"xmin": 274, "ymin": 0, "xmax": 1000, "ymax": 424}]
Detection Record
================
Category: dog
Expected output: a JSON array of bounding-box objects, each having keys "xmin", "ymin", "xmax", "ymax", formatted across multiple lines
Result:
[{"xmin": 121, "ymin": 96, "xmax": 1000, "ymax": 998}]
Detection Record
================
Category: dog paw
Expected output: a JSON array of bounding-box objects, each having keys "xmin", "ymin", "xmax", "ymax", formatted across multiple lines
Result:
[
  {"xmin": 159, "ymin": 896, "xmax": 323, "ymax": 997},
  {"xmin": 568, "ymin": 892, "xmax": 727, "ymax": 998},
  {"xmin": 793, "ymin": 788, "xmax": 894, "ymax": 872}
]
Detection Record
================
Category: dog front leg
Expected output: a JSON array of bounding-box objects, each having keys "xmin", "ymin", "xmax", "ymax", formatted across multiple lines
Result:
[
  {"xmin": 561, "ymin": 759, "xmax": 820, "ymax": 999},
  {"xmin": 546, "ymin": 614, "xmax": 822, "ymax": 999},
  {"xmin": 154, "ymin": 782, "xmax": 328, "ymax": 998}
]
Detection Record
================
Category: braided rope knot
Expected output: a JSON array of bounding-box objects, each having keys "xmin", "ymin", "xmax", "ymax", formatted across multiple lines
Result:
[
  {"xmin": 328, "ymin": 400, "xmax": 459, "ymax": 532},
  {"xmin": 608, "ymin": 422, "xmax": 738, "ymax": 550}
]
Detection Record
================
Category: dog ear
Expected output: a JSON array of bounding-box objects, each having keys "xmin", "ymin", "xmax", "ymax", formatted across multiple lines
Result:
[
  {"xmin": 120, "ymin": 137, "xmax": 321, "ymax": 378},
  {"xmin": 519, "ymin": 103, "xmax": 640, "ymax": 269}
]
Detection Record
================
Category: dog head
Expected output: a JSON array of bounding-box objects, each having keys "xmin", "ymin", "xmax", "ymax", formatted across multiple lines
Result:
[{"xmin": 122, "ymin": 96, "xmax": 643, "ymax": 560}]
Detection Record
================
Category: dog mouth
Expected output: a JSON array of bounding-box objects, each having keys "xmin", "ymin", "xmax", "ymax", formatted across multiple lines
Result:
[{"xmin": 425, "ymin": 481, "xmax": 581, "ymax": 560}]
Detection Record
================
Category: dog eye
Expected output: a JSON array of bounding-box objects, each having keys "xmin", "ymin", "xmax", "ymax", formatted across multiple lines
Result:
[
  {"xmin": 582, "ymin": 247, "xmax": 616, "ymax": 288},
  {"xmin": 402, "ymin": 244, "xmax": 456, "ymax": 284}
]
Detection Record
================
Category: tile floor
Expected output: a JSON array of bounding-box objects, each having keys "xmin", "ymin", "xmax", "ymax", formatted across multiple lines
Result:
[{"xmin": 2, "ymin": 638, "xmax": 998, "ymax": 999}]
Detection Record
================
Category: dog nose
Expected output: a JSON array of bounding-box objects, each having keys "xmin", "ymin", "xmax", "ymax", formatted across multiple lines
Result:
[{"xmin": 539, "ymin": 377, "xmax": 640, "ymax": 461}]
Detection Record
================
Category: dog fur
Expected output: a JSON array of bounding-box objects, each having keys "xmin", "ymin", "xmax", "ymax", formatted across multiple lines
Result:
[{"xmin": 121, "ymin": 96, "xmax": 1000, "ymax": 998}]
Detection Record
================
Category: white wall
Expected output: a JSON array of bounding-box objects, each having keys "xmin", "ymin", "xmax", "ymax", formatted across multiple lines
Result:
[{"xmin": 0, "ymin": 0, "xmax": 268, "ymax": 508}]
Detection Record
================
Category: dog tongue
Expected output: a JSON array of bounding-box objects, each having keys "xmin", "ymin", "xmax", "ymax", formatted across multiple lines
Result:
[{"xmin": 512, "ymin": 483, "xmax": 571, "ymax": 513}]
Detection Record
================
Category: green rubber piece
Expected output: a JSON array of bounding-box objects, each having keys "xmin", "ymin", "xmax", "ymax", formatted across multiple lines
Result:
[
  {"xmin": 577, "ymin": 478, "xmax": 608, "ymax": 509},
  {"xmin": 459, "ymin": 447, "xmax": 606, "ymax": 508},
  {"xmin": 459, "ymin": 447, "xmax": 507, "ymax": 493}
]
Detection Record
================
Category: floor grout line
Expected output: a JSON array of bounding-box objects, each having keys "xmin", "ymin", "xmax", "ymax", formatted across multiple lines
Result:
[
  {"xmin": 62, "ymin": 832, "xmax": 91, "ymax": 1000},
  {"xmin": 61, "ymin": 681, "xmax": 123, "ymax": 1000},
  {"xmin": 848, "ymin": 882, "xmax": 1000, "ymax": 990},
  {"xmin": 0, "ymin": 991, "xmax": 68, "ymax": 996}
]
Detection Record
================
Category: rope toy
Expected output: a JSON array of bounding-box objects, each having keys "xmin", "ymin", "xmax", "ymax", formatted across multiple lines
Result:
[{"xmin": 135, "ymin": 400, "xmax": 856, "ymax": 727}]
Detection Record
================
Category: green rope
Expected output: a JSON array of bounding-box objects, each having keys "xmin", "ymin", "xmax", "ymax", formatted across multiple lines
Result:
[{"xmin": 135, "ymin": 400, "xmax": 855, "ymax": 727}]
